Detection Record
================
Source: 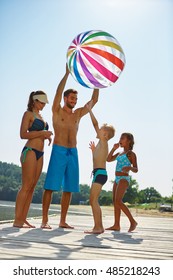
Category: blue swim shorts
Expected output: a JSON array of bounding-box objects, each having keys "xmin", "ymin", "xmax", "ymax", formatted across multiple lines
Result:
[
  {"xmin": 44, "ymin": 144, "xmax": 79, "ymax": 192},
  {"xmin": 115, "ymin": 176, "xmax": 130, "ymax": 184}
]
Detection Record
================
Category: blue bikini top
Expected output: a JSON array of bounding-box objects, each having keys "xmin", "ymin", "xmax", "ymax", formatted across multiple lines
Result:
[
  {"xmin": 28, "ymin": 114, "xmax": 49, "ymax": 131},
  {"xmin": 115, "ymin": 153, "xmax": 131, "ymax": 172}
]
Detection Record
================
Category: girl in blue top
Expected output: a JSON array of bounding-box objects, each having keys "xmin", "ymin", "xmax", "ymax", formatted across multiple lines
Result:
[{"xmin": 106, "ymin": 133, "xmax": 138, "ymax": 232}]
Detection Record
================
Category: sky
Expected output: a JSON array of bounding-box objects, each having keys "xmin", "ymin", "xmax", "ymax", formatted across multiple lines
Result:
[{"xmin": 0, "ymin": 0, "xmax": 172, "ymax": 197}]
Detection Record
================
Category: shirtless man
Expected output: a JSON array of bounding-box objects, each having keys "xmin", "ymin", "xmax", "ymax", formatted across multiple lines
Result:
[
  {"xmin": 84, "ymin": 102, "xmax": 115, "ymax": 234},
  {"xmin": 41, "ymin": 65, "xmax": 99, "ymax": 229}
]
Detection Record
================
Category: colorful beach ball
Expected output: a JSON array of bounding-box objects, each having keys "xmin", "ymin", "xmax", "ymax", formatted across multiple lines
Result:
[{"xmin": 66, "ymin": 30, "xmax": 126, "ymax": 89}]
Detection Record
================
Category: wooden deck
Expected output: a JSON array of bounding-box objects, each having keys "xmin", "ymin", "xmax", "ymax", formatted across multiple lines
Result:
[{"xmin": 0, "ymin": 207, "xmax": 173, "ymax": 260}]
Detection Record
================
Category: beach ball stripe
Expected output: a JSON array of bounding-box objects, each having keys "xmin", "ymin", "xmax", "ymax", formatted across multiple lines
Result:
[{"xmin": 67, "ymin": 30, "xmax": 126, "ymax": 88}]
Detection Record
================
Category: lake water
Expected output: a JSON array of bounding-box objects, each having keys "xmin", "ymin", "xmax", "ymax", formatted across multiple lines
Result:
[{"xmin": 0, "ymin": 200, "xmax": 61, "ymax": 222}]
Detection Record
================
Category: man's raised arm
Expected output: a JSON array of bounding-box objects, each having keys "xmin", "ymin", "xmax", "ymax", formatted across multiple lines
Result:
[{"xmin": 52, "ymin": 64, "xmax": 70, "ymax": 113}]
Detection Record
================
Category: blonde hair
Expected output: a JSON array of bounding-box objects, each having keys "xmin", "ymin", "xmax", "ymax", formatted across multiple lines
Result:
[{"xmin": 101, "ymin": 124, "xmax": 115, "ymax": 140}]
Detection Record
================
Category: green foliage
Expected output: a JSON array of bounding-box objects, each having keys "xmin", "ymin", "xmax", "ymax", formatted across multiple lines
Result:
[
  {"xmin": 0, "ymin": 161, "xmax": 47, "ymax": 203},
  {"xmin": 71, "ymin": 184, "xmax": 90, "ymax": 205},
  {"xmin": 137, "ymin": 187, "xmax": 162, "ymax": 204},
  {"xmin": 99, "ymin": 190, "xmax": 112, "ymax": 206},
  {"xmin": 123, "ymin": 177, "xmax": 138, "ymax": 204},
  {"xmin": 0, "ymin": 162, "xmax": 21, "ymax": 200}
]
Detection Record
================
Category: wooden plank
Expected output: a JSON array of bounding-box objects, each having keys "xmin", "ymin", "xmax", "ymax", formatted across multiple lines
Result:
[{"xmin": 0, "ymin": 212, "xmax": 173, "ymax": 260}]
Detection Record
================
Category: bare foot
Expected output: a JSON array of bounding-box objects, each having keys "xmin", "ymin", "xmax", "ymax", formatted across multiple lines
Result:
[
  {"xmin": 128, "ymin": 221, "xmax": 138, "ymax": 232},
  {"xmin": 24, "ymin": 220, "xmax": 36, "ymax": 228},
  {"xmin": 105, "ymin": 225, "xmax": 120, "ymax": 231},
  {"xmin": 40, "ymin": 223, "xmax": 52, "ymax": 229},
  {"xmin": 59, "ymin": 223, "xmax": 74, "ymax": 229},
  {"xmin": 84, "ymin": 228, "xmax": 104, "ymax": 234}
]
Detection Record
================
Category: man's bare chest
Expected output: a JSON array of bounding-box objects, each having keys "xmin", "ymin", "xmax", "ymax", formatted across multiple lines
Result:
[{"xmin": 53, "ymin": 112, "xmax": 79, "ymax": 129}]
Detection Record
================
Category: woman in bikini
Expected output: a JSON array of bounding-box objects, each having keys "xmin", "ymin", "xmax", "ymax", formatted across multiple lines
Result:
[
  {"xmin": 106, "ymin": 133, "xmax": 138, "ymax": 232},
  {"xmin": 13, "ymin": 91, "xmax": 53, "ymax": 228}
]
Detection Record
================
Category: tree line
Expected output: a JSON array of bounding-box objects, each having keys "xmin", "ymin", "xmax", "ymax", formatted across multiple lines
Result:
[{"xmin": 0, "ymin": 161, "xmax": 172, "ymax": 206}]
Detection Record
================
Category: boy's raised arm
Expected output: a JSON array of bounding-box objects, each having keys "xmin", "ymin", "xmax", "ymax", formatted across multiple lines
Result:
[
  {"xmin": 86, "ymin": 102, "xmax": 100, "ymax": 135},
  {"xmin": 78, "ymin": 89, "xmax": 99, "ymax": 118}
]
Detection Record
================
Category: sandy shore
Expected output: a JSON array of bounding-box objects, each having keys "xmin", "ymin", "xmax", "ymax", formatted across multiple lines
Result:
[{"xmin": 66, "ymin": 205, "xmax": 173, "ymax": 218}]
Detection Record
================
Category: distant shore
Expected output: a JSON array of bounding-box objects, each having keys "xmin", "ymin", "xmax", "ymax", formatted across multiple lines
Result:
[{"xmin": 0, "ymin": 201, "xmax": 173, "ymax": 224}]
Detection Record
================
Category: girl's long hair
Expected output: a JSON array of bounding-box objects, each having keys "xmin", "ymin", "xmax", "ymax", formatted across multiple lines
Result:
[
  {"xmin": 122, "ymin": 132, "xmax": 134, "ymax": 150},
  {"xmin": 27, "ymin": 90, "xmax": 46, "ymax": 111}
]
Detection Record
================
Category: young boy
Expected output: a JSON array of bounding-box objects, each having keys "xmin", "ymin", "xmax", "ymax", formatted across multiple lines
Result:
[{"xmin": 85, "ymin": 102, "xmax": 115, "ymax": 234}]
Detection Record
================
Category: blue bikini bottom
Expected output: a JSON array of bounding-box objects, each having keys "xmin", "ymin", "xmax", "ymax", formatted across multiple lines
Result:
[{"xmin": 22, "ymin": 146, "xmax": 44, "ymax": 163}]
